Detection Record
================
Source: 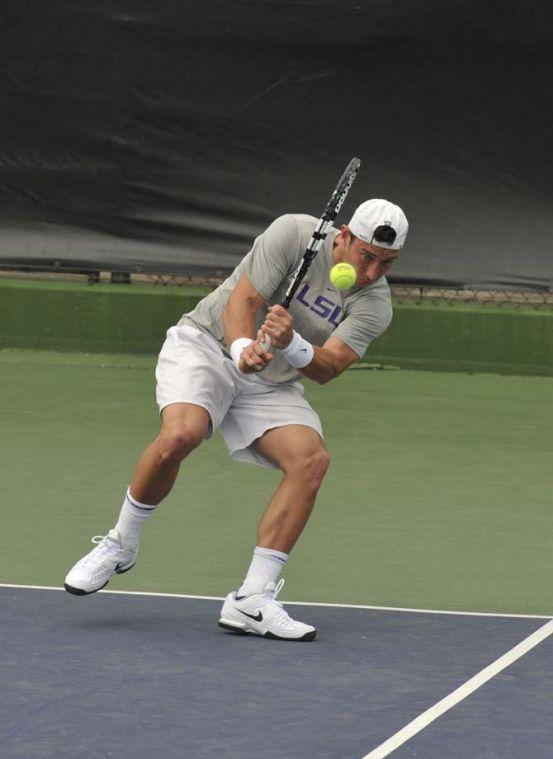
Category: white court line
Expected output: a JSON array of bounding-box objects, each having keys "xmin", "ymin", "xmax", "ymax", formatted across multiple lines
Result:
[
  {"xmin": 0, "ymin": 583, "xmax": 551, "ymax": 620},
  {"xmin": 362, "ymin": 618, "xmax": 553, "ymax": 759}
]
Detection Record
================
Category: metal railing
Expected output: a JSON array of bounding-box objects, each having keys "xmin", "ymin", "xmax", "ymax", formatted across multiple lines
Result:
[
  {"xmin": 389, "ymin": 286, "xmax": 553, "ymax": 310},
  {"xmin": 138, "ymin": 274, "xmax": 553, "ymax": 310},
  {"xmin": 2, "ymin": 268, "xmax": 552, "ymax": 310}
]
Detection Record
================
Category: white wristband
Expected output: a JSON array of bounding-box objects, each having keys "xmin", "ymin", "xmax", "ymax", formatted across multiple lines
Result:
[
  {"xmin": 230, "ymin": 337, "xmax": 254, "ymax": 369},
  {"xmin": 280, "ymin": 330, "xmax": 314, "ymax": 368}
]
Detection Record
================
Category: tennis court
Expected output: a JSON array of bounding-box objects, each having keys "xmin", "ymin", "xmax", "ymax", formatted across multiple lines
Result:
[
  {"xmin": 1, "ymin": 348, "xmax": 551, "ymax": 758},
  {"xmin": 2, "ymin": 0, "xmax": 552, "ymax": 755}
]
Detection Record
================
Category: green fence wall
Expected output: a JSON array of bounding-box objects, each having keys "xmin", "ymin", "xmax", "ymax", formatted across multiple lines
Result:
[{"xmin": 2, "ymin": 278, "xmax": 552, "ymax": 375}]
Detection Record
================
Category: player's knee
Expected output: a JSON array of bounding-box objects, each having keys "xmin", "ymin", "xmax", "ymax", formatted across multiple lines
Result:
[
  {"xmin": 289, "ymin": 448, "xmax": 330, "ymax": 491},
  {"xmin": 312, "ymin": 449, "xmax": 331, "ymax": 486},
  {"xmin": 157, "ymin": 426, "xmax": 204, "ymax": 462}
]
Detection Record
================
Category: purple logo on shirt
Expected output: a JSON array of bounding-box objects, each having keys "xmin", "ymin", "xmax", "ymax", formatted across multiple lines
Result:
[{"xmin": 296, "ymin": 283, "xmax": 342, "ymax": 326}]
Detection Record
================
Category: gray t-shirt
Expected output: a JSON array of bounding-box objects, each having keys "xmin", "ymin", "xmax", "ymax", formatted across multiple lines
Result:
[{"xmin": 180, "ymin": 214, "xmax": 393, "ymax": 383}]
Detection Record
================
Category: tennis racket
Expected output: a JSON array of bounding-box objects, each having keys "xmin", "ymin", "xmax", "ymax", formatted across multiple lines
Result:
[{"xmin": 262, "ymin": 156, "xmax": 361, "ymax": 351}]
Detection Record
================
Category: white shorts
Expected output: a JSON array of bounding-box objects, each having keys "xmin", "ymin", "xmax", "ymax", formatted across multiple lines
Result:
[{"xmin": 155, "ymin": 325, "xmax": 323, "ymax": 468}]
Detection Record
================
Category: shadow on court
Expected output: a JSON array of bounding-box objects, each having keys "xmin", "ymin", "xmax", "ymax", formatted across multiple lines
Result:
[{"xmin": 1, "ymin": 588, "xmax": 551, "ymax": 758}]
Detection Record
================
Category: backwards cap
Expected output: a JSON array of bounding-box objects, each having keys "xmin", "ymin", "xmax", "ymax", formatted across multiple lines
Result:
[{"xmin": 348, "ymin": 199, "xmax": 408, "ymax": 249}]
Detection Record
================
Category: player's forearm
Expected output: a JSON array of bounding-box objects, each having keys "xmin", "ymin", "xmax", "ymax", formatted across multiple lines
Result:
[
  {"xmin": 222, "ymin": 296, "xmax": 258, "ymax": 348},
  {"xmin": 298, "ymin": 346, "xmax": 343, "ymax": 385}
]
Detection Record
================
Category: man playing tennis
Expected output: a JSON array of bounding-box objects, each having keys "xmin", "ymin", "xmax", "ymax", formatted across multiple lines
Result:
[{"xmin": 64, "ymin": 198, "xmax": 408, "ymax": 641}]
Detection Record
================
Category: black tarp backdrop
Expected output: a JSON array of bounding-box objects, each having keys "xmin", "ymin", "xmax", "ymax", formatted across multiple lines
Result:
[{"xmin": 1, "ymin": 0, "xmax": 552, "ymax": 288}]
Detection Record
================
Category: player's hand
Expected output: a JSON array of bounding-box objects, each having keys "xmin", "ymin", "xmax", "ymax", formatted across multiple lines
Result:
[
  {"xmin": 238, "ymin": 329, "xmax": 274, "ymax": 373},
  {"xmin": 262, "ymin": 305, "xmax": 294, "ymax": 349}
]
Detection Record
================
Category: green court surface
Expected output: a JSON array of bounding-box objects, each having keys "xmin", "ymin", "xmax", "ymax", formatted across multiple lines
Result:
[{"xmin": 1, "ymin": 349, "xmax": 551, "ymax": 616}]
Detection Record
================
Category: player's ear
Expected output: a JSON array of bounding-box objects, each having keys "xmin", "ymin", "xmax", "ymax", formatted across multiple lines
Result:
[{"xmin": 340, "ymin": 224, "xmax": 351, "ymax": 244}]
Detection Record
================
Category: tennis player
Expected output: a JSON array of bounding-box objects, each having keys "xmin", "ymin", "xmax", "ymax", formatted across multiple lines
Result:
[{"xmin": 64, "ymin": 199, "xmax": 408, "ymax": 641}]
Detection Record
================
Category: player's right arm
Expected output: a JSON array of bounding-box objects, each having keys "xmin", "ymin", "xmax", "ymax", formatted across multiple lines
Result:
[
  {"xmin": 223, "ymin": 215, "xmax": 301, "ymax": 374},
  {"xmin": 223, "ymin": 273, "xmax": 273, "ymax": 373}
]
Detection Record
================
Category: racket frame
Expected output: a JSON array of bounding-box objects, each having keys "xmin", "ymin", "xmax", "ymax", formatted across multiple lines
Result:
[{"xmin": 262, "ymin": 157, "xmax": 361, "ymax": 352}]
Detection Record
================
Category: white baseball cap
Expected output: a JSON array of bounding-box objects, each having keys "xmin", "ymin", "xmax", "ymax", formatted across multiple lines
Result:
[{"xmin": 348, "ymin": 199, "xmax": 408, "ymax": 249}]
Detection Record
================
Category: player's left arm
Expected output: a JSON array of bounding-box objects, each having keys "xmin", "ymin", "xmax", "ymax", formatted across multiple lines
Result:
[
  {"xmin": 262, "ymin": 304, "xmax": 359, "ymax": 384},
  {"xmin": 301, "ymin": 338, "xmax": 360, "ymax": 384}
]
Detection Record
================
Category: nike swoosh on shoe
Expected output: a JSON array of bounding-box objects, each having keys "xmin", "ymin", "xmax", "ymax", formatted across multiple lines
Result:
[{"xmin": 238, "ymin": 609, "xmax": 263, "ymax": 622}]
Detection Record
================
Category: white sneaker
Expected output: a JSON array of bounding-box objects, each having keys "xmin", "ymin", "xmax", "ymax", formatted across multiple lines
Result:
[
  {"xmin": 64, "ymin": 529, "xmax": 137, "ymax": 595},
  {"xmin": 218, "ymin": 579, "xmax": 316, "ymax": 641}
]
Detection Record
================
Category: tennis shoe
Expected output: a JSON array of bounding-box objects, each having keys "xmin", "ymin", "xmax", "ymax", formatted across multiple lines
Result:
[
  {"xmin": 64, "ymin": 529, "xmax": 137, "ymax": 595},
  {"xmin": 218, "ymin": 579, "xmax": 316, "ymax": 641}
]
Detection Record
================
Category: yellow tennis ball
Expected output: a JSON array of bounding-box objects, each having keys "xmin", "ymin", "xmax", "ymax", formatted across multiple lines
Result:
[{"xmin": 330, "ymin": 262, "xmax": 357, "ymax": 290}]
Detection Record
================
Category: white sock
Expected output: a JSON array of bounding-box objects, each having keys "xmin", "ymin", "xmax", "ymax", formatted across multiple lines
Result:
[
  {"xmin": 114, "ymin": 488, "xmax": 156, "ymax": 548},
  {"xmin": 237, "ymin": 546, "xmax": 288, "ymax": 598}
]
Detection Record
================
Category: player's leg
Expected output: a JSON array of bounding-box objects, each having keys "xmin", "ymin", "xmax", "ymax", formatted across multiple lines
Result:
[
  {"xmin": 129, "ymin": 402, "xmax": 210, "ymax": 505},
  {"xmin": 64, "ymin": 323, "xmax": 235, "ymax": 596},
  {"xmin": 64, "ymin": 402, "xmax": 210, "ymax": 595},
  {"xmin": 219, "ymin": 425, "xmax": 328, "ymax": 641},
  {"xmin": 254, "ymin": 424, "xmax": 330, "ymax": 552},
  {"xmin": 240, "ymin": 424, "xmax": 329, "ymax": 591},
  {"xmin": 110, "ymin": 401, "xmax": 210, "ymax": 545}
]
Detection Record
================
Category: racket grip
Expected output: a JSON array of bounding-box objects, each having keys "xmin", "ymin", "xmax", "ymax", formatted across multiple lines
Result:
[{"xmin": 261, "ymin": 334, "xmax": 272, "ymax": 352}]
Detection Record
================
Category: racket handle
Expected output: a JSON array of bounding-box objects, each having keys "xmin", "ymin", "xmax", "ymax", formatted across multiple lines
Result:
[{"xmin": 261, "ymin": 334, "xmax": 272, "ymax": 352}]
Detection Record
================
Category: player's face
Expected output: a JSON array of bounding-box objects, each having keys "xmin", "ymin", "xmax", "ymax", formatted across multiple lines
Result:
[{"xmin": 338, "ymin": 227, "xmax": 399, "ymax": 286}]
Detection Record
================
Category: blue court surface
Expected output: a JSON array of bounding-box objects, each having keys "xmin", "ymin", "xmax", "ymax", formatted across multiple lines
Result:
[{"xmin": 1, "ymin": 586, "xmax": 551, "ymax": 758}]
